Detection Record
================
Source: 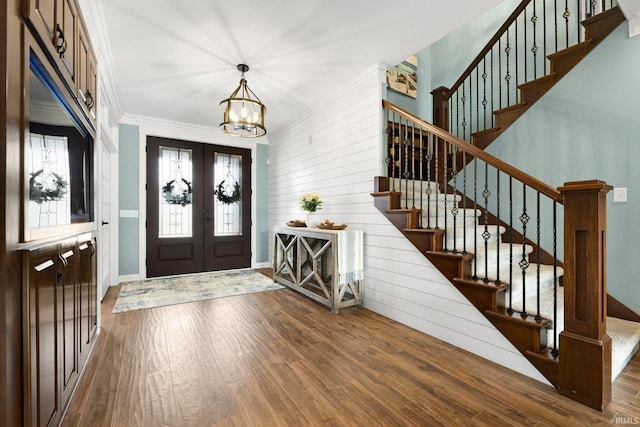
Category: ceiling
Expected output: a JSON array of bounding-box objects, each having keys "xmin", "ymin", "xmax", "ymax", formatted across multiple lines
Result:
[{"xmin": 98, "ymin": 0, "xmax": 506, "ymax": 136}]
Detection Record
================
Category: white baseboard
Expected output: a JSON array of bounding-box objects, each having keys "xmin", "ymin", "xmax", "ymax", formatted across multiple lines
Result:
[
  {"xmin": 254, "ymin": 261, "xmax": 272, "ymax": 269},
  {"xmin": 118, "ymin": 274, "xmax": 143, "ymax": 284}
]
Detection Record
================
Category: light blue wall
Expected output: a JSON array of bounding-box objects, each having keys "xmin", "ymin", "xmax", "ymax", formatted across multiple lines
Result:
[
  {"xmin": 116, "ymin": 124, "xmax": 270, "ymax": 273},
  {"xmin": 256, "ymin": 143, "xmax": 269, "ymax": 263},
  {"xmin": 485, "ymin": 24, "xmax": 640, "ymax": 312},
  {"xmin": 426, "ymin": 4, "xmax": 640, "ymax": 311},
  {"xmin": 428, "ymin": 0, "xmax": 520, "ymax": 98},
  {"xmin": 118, "ymin": 124, "xmax": 140, "ymax": 275}
]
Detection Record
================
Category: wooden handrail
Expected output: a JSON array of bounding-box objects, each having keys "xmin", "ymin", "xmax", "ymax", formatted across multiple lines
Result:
[
  {"xmin": 383, "ymin": 99, "xmax": 563, "ymax": 203},
  {"xmin": 446, "ymin": 0, "xmax": 532, "ymax": 98}
]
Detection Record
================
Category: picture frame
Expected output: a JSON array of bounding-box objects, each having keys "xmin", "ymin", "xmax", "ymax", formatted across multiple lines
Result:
[{"xmin": 386, "ymin": 56, "xmax": 417, "ymax": 99}]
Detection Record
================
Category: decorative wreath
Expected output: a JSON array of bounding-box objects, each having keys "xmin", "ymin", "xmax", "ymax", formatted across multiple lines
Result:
[
  {"xmin": 214, "ymin": 180, "xmax": 241, "ymax": 204},
  {"xmin": 162, "ymin": 178, "xmax": 192, "ymax": 206},
  {"xmin": 29, "ymin": 169, "xmax": 68, "ymax": 204}
]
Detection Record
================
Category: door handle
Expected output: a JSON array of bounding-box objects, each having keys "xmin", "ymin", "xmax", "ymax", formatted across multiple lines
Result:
[{"xmin": 101, "ymin": 221, "xmax": 109, "ymax": 226}]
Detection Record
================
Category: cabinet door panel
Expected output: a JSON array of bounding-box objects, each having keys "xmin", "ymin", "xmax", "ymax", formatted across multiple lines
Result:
[
  {"xmin": 24, "ymin": 0, "xmax": 57, "ymax": 42},
  {"xmin": 78, "ymin": 238, "xmax": 96, "ymax": 361},
  {"xmin": 77, "ymin": 24, "xmax": 97, "ymax": 125},
  {"xmin": 27, "ymin": 248, "xmax": 60, "ymax": 427},
  {"xmin": 59, "ymin": 246, "xmax": 78, "ymax": 395},
  {"xmin": 59, "ymin": 0, "xmax": 76, "ymax": 83}
]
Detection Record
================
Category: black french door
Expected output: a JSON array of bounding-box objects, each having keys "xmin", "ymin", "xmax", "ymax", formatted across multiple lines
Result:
[{"xmin": 146, "ymin": 136, "xmax": 251, "ymax": 277}]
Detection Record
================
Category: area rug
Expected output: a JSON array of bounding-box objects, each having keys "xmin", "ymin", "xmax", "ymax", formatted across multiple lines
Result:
[{"xmin": 112, "ymin": 269, "xmax": 283, "ymax": 313}]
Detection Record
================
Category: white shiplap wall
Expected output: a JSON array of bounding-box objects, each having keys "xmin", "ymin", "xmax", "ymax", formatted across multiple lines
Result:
[{"xmin": 268, "ymin": 63, "xmax": 549, "ymax": 385}]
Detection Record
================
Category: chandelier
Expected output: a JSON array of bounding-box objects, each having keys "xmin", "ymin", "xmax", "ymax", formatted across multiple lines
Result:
[{"xmin": 219, "ymin": 64, "xmax": 266, "ymax": 137}]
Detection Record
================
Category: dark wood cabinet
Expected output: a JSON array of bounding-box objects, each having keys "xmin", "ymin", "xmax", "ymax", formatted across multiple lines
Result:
[
  {"xmin": 23, "ymin": 0, "xmax": 77, "ymax": 94},
  {"xmin": 24, "ymin": 0, "xmax": 97, "ymax": 128},
  {"xmin": 77, "ymin": 237, "xmax": 97, "ymax": 364},
  {"xmin": 23, "ymin": 233, "xmax": 97, "ymax": 427},
  {"xmin": 77, "ymin": 24, "xmax": 97, "ymax": 125}
]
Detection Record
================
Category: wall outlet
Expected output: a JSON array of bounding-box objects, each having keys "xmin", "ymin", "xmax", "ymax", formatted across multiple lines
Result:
[{"xmin": 613, "ymin": 187, "xmax": 627, "ymax": 203}]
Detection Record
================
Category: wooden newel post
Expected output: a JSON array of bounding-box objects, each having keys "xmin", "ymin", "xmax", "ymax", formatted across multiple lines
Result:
[
  {"xmin": 431, "ymin": 86, "xmax": 450, "ymax": 131},
  {"xmin": 558, "ymin": 180, "xmax": 612, "ymax": 411}
]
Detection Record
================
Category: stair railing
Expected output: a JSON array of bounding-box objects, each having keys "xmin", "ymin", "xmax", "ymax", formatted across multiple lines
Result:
[
  {"xmin": 432, "ymin": 0, "xmax": 618, "ymax": 144},
  {"xmin": 383, "ymin": 99, "xmax": 612, "ymax": 410}
]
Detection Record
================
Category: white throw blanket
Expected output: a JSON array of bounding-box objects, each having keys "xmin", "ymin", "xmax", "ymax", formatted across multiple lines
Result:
[{"xmin": 336, "ymin": 230, "xmax": 364, "ymax": 284}]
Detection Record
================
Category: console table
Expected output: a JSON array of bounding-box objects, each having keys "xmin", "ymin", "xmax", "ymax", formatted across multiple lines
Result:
[{"xmin": 273, "ymin": 226, "xmax": 363, "ymax": 314}]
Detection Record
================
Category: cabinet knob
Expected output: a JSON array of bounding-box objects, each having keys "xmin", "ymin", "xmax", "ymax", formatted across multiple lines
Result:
[{"xmin": 101, "ymin": 221, "xmax": 109, "ymax": 226}]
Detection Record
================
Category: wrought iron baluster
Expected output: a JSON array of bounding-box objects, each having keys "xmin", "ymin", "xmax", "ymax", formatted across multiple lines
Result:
[
  {"xmin": 563, "ymin": 0, "xmax": 571, "ymax": 49},
  {"xmin": 396, "ymin": 114, "xmax": 400, "ymax": 190},
  {"xmin": 472, "ymin": 158, "xmax": 478, "ymax": 279},
  {"xmin": 411, "ymin": 123, "xmax": 416, "ymax": 210},
  {"xmin": 403, "ymin": 119, "xmax": 410, "ymax": 209},
  {"xmin": 474, "ymin": 68, "xmax": 478, "ymax": 137},
  {"xmin": 578, "ymin": 0, "xmax": 583, "ymax": 41},
  {"xmin": 491, "ymin": 48, "xmax": 495, "ymax": 129},
  {"xmin": 451, "ymin": 147, "xmax": 459, "ymax": 253},
  {"xmin": 434, "ymin": 133, "xmax": 440, "ymax": 230},
  {"xmin": 455, "ymin": 89, "xmax": 460, "ymax": 140},
  {"xmin": 554, "ymin": 0, "xmax": 559, "ymax": 52},
  {"xmin": 505, "ymin": 30, "xmax": 511, "ymax": 107},
  {"xmin": 419, "ymin": 127, "xmax": 424, "ymax": 228},
  {"xmin": 535, "ymin": 191, "xmax": 542, "ymax": 321},
  {"xmin": 517, "ymin": 11, "xmax": 521, "ymax": 94},
  {"xmin": 443, "ymin": 142, "xmax": 449, "ymax": 250},
  {"xmin": 462, "ymin": 151, "xmax": 468, "ymax": 254},
  {"xmin": 495, "ymin": 169, "xmax": 501, "ymax": 285},
  {"xmin": 532, "ymin": 0, "xmax": 539, "ymax": 80},
  {"xmin": 426, "ymin": 133, "xmax": 434, "ymax": 229},
  {"xmin": 498, "ymin": 38, "xmax": 503, "ymax": 111},
  {"xmin": 482, "ymin": 162, "xmax": 491, "ymax": 282},
  {"xmin": 508, "ymin": 177, "xmax": 514, "ymax": 313},
  {"xmin": 519, "ymin": 183, "xmax": 530, "ymax": 319},
  {"xmin": 385, "ymin": 113, "xmax": 395, "ymax": 189},
  {"xmin": 543, "ymin": 0, "xmax": 548, "ymax": 75},
  {"xmin": 461, "ymin": 82, "xmax": 467, "ymax": 141},
  {"xmin": 482, "ymin": 57, "xmax": 488, "ymax": 131},
  {"xmin": 552, "ymin": 201, "xmax": 559, "ymax": 357}
]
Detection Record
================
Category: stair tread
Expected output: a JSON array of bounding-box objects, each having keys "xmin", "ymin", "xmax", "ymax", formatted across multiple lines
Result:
[
  {"xmin": 494, "ymin": 101, "xmax": 528, "ymax": 115},
  {"xmin": 486, "ymin": 308, "xmax": 552, "ymax": 328},
  {"xmin": 404, "ymin": 228, "xmax": 445, "ymax": 235},
  {"xmin": 385, "ymin": 208, "xmax": 420, "ymax": 214},
  {"xmin": 454, "ymin": 277, "xmax": 509, "ymax": 291},
  {"xmin": 472, "ymin": 127, "xmax": 502, "ymax": 137},
  {"xmin": 370, "ymin": 191, "xmax": 399, "ymax": 197},
  {"xmin": 518, "ymin": 72, "xmax": 557, "ymax": 90},
  {"xmin": 425, "ymin": 250, "xmax": 474, "ymax": 261},
  {"xmin": 548, "ymin": 39, "xmax": 593, "ymax": 60},
  {"xmin": 609, "ymin": 317, "xmax": 640, "ymax": 379}
]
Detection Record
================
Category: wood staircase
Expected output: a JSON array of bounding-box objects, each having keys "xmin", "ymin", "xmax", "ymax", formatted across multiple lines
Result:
[
  {"xmin": 432, "ymin": 4, "xmax": 625, "ymax": 150},
  {"xmin": 375, "ymin": 100, "xmax": 640, "ymax": 411},
  {"xmin": 372, "ymin": 176, "xmax": 562, "ymax": 385},
  {"xmin": 373, "ymin": 1, "xmax": 639, "ymax": 411}
]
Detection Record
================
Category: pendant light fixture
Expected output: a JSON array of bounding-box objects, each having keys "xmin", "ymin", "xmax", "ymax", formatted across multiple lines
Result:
[{"xmin": 219, "ymin": 64, "xmax": 266, "ymax": 137}]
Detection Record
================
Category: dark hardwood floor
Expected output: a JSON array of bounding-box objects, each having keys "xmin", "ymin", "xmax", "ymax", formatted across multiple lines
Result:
[{"xmin": 61, "ymin": 272, "xmax": 640, "ymax": 426}]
